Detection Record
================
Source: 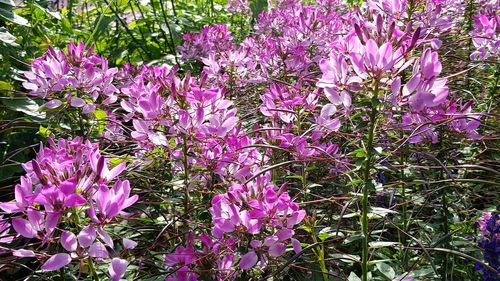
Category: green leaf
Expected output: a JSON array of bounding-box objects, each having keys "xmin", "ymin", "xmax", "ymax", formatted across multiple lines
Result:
[
  {"xmin": 0, "ymin": 80, "xmax": 12, "ymax": 90},
  {"xmin": 317, "ymin": 227, "xmax": 343, "ymax": 241},
  {"xmin": 92, "ymin": 15, "xmax": 114, "ymax": 41},
  {"xmin": 343, "ymin": 234, "xmax": 363, "ymax": 245},
  {"xmin": 330, "ymin": 253, "xmax": 360, "ymax": 263},
  {"xmin": 413, "ymin": 267, "xmax": 435, "ymax": 277},
  {"xmin": 250, "ymin": 0, "xmax": 267, "ymax": 19},
  {"xmin": 94, "ymin": 109, "xmax": 108, "ymax": 135},
  {"xmin": 368, "ymin": 207, "xmax": 398, "ymax": 219},
  {"xmin": 369, "ymin": 241, "xmax": 400, "ymax": 248},
  {"xmin": 0, "ymin": 0, "xmax": 14, "ymax": 6},
  {"xmin": 0, "ymin": 27, "xmax": 18, "ymax": 46},
  {"xmin": 353, "ymin": 148, "xmax": 366, "ymax": 158},
  {"xmin": 376, "ymin": 263, "xmax": 395, "ymax": 280},
  {"xmin": 2, "ymin": 97, "xmax": 45, "ymax": 118},
  {"xmin": 32, "ymin": 3, "xmax": 61, "ymax": 19},
  {"xmin": 109, "ymin": 157, "xmax": 126, "ymax": 167},
  {"xmin": 0, "ymin": 6, "xmax": 30, "ymax": 26},
  {"xmin": 61, "ymin": 17, "xmax": 74, "ymax": 33},
  {"xmin": 39, "ymin": 125, "xmax": 51, "ymax": 137},
  {"xmin": 347, "ymin": 272, "xmax": 361, "ymax": 281}
]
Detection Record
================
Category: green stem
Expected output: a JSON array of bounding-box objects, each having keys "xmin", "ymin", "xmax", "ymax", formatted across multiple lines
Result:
[
  {"xmin": 441, "ymin": 192, "xmax": 450, "ymax": 281},
  {"xmin": 311, "ymin": 233, "xmax": 328, "ymax": 281},
  {"xmin": 296, "ymin": 111, "xmax": 308, "ymax": 204},
  {"xmin": 159, "ymin": 0, "xmax": 180, "ymax": 66},
  {"xmin": 182, "ymin": 135, "xmax": 190, "ymax": 213},
  {"xmin": 361, "ymin": 85, "xmax": 379, "ymax": 281},
  {"xmin": 400, "ymin": 152, "xmax": 408, "ymax": 269},
  {"xmin": 88, "ymin": 257, "xmax": 99, "ymax": 281}
]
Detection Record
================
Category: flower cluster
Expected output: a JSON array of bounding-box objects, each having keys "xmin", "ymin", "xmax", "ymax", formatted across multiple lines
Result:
[
  {"xmin": 0, "ymin": 137, "xmax": 137, "ymax": 278},
  {"xmin": 227, "ymin": 0, "xmax": 250, "ymax": 14},
  {"xmin": 178, "ymin": 24, "xmax": 235, "ymax": 62},
  {"xmin": 470, "ymin": 14, "xmax": 500, "ymax": 60},
  {"xmin": 23, "ymin": 41, "xmax": 119, "ymax": 113},
  {"xmin": 164, "ymin": 176, "xmax": 305, "ymax": 280},
  {"xmin": 476, "ymin": 212, "xmax": 500, "ymax": 281}
]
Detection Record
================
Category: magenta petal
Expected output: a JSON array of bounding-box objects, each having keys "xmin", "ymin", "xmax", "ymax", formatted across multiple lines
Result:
[
  {"xmin": 59, "ymin": 178, "xmax": 77, "ymax": 194},
  {"xmin": 78, "ymin": 225, "xmax": 96, "ymax": 248},
  {"xmin": 12, "ymin": 218, "xmax": 36, "ymax": 238},
  {"xmin": 0, "ymin": 202, "xmax": 22, "ymax": 213},
  {"xmin": 239, "ymin": 251, "xmax": 258, "ymax": 270},
  {"xmin": 291, "ymin": 238, "xmax": 302, "ymax": 254},
  {"xmin": 107, "ymin": 162, "xmax": 126, "ymax": 181},
  {"xmin": 89, "ymin": 241, "xmax": 109, "ymax": 259},
  {"xmin": 44, "ymin": 100, "xmax": 63, "ymax": 109},
  {"xmin": 320, "ymin": 104, "xmax": 337, "ymax": 118},
  {"xmin": 97, "ymin": 228, "xmax": 114, "ymax": 248},
  {"xmin": 109, "ymin": 258, "xmax": 128, "ymax": 281},
  {"xmin": 122, "ymin": 195, "xmax": 138, "ymax": 210},
  {"xmin": 41, "ymin": 253, "xmax": 71, "ymax": 271},
  {"xmin": 365, "ymin": 39, "xmax": 378, "ymax": 68},
  {"xmin": 122, "ymin": 238, "xmax": 137, "ymax": 250},
  {"xmin": 70, "ymin": 98, "xmax": 85, "ymax": 108},
  {"xmin": 264, "ymin": 235, "xmax": 279, "ymax": 247},
  {"xmin": 82, "ymin": 104, "xmax": 96, "ymax": 114},
  {"xmin": 61, "ymin": 231, "xmax": 77, "ymax": 252},
  {"xmin": 27, "ymin": 209, "xmax": 44, "ymax": 231},
  {"xmin": 96, "ymin": 186, "xmax": 110, "ymax": 215},
  {"xmin": 13, "ymin": 249, "xmax": 36, "ymax": 257},
  {"xmin": 276, "ymin": 228, "xmax": 294, "ymax": 241},
  {"xmin": 23, "ymin": 82, "xmax": 38, "ymax": 91},
  {"xmin": 287, "ymin": 210, "xmax": 306, "ymax": 228},
  {"xmin": 63, "ymin": 194, "xmax": 86, "ymax": 208},
  {"xmin": 269, "ymin": 242, "xmax": 286, "ymax": 257},
  {"xmin": 44, "ymin": 212, "xmax": 61, "ymax": 236}
]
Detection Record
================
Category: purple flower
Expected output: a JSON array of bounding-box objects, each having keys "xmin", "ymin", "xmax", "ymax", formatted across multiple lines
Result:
[
  {"xmin": 475, "ymin": 213, "xmax": 500, "ymax": 280},
  {"xmin": 88, "ymin": 180, "xmax": 138, "ymax": 223}
]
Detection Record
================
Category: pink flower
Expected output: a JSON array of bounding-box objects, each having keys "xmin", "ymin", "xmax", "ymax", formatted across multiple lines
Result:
[{"xmin": 88, "ymin": 180, "xmax": 138, "ymax": 223}]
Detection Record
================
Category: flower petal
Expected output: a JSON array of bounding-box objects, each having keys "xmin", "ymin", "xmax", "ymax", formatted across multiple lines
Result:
[
  {"xmin": 122, "ymin": 238, "xmax": 137, "ymax": 250},
  {"xmin": 13, "ymin": 249, "xmax": 36, "ymax": 257},
  {"xmin": 12, "ymin": 218, "xmax": 36, "ymax": 238},
  {"xmin": 239, "ymin": 251, "xmax": 258, "ymax": 270},
  {"xmin": 109, "ymin": 258, "xmax": 128, "ymax": 281},
  {"xmin": 78, "ymin": 225, "xmax": 96, "ymax": 248},
  {"xmin": 61, "ymin": 231, "xmax": 77, "ymax": 252},
  {"xmin": 41, "ymin": 253, "xmax": 71, "ymax": 271},
  {"xmin": 89, "ymin": 241, "xmax": 109, "ymax": 259}
]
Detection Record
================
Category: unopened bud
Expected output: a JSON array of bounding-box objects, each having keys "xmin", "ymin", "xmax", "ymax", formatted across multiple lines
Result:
[
  {"xmin": 32, "ymin": 160, "xmax": 47, "ymax": 185},
  {"xmin": 409, "ymin": 26, "xmax": 421, "ymax": 50},
  {"xmin": 354, "ymin": 24, "xmax": 365, "ymax": 44},
  {"xmin": 96, "ymin": 156, "xmax": 105, "ymax": 179},
  {"xmin": 376, "ymin": 15, "xmax": 383, "ymax": 35}
]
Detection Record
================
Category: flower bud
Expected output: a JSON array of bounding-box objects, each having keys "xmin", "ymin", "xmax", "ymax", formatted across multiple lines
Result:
[
  {"xmin": 376, "ymin": 15, "xmax": 383, "ymax": 35},
  {"xmin": 409, "ymin": 26, "xmax": 421, "ymax": 51},
  {"xmin": 96, "ymin": 156, "xmax": 105, "ymax": 179},
  {"xmin": 31, "ymin": 160, "xmax": 47, "ymax": 185},
  {"xmin": 354, "ymin": 24, "xmax": 365, "ymax": 44}
]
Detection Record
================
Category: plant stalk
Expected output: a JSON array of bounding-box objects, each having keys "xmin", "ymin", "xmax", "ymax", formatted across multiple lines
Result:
[{"xmin": 361, "ymin": 85, "xmax": 379, "ymax": 281}]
